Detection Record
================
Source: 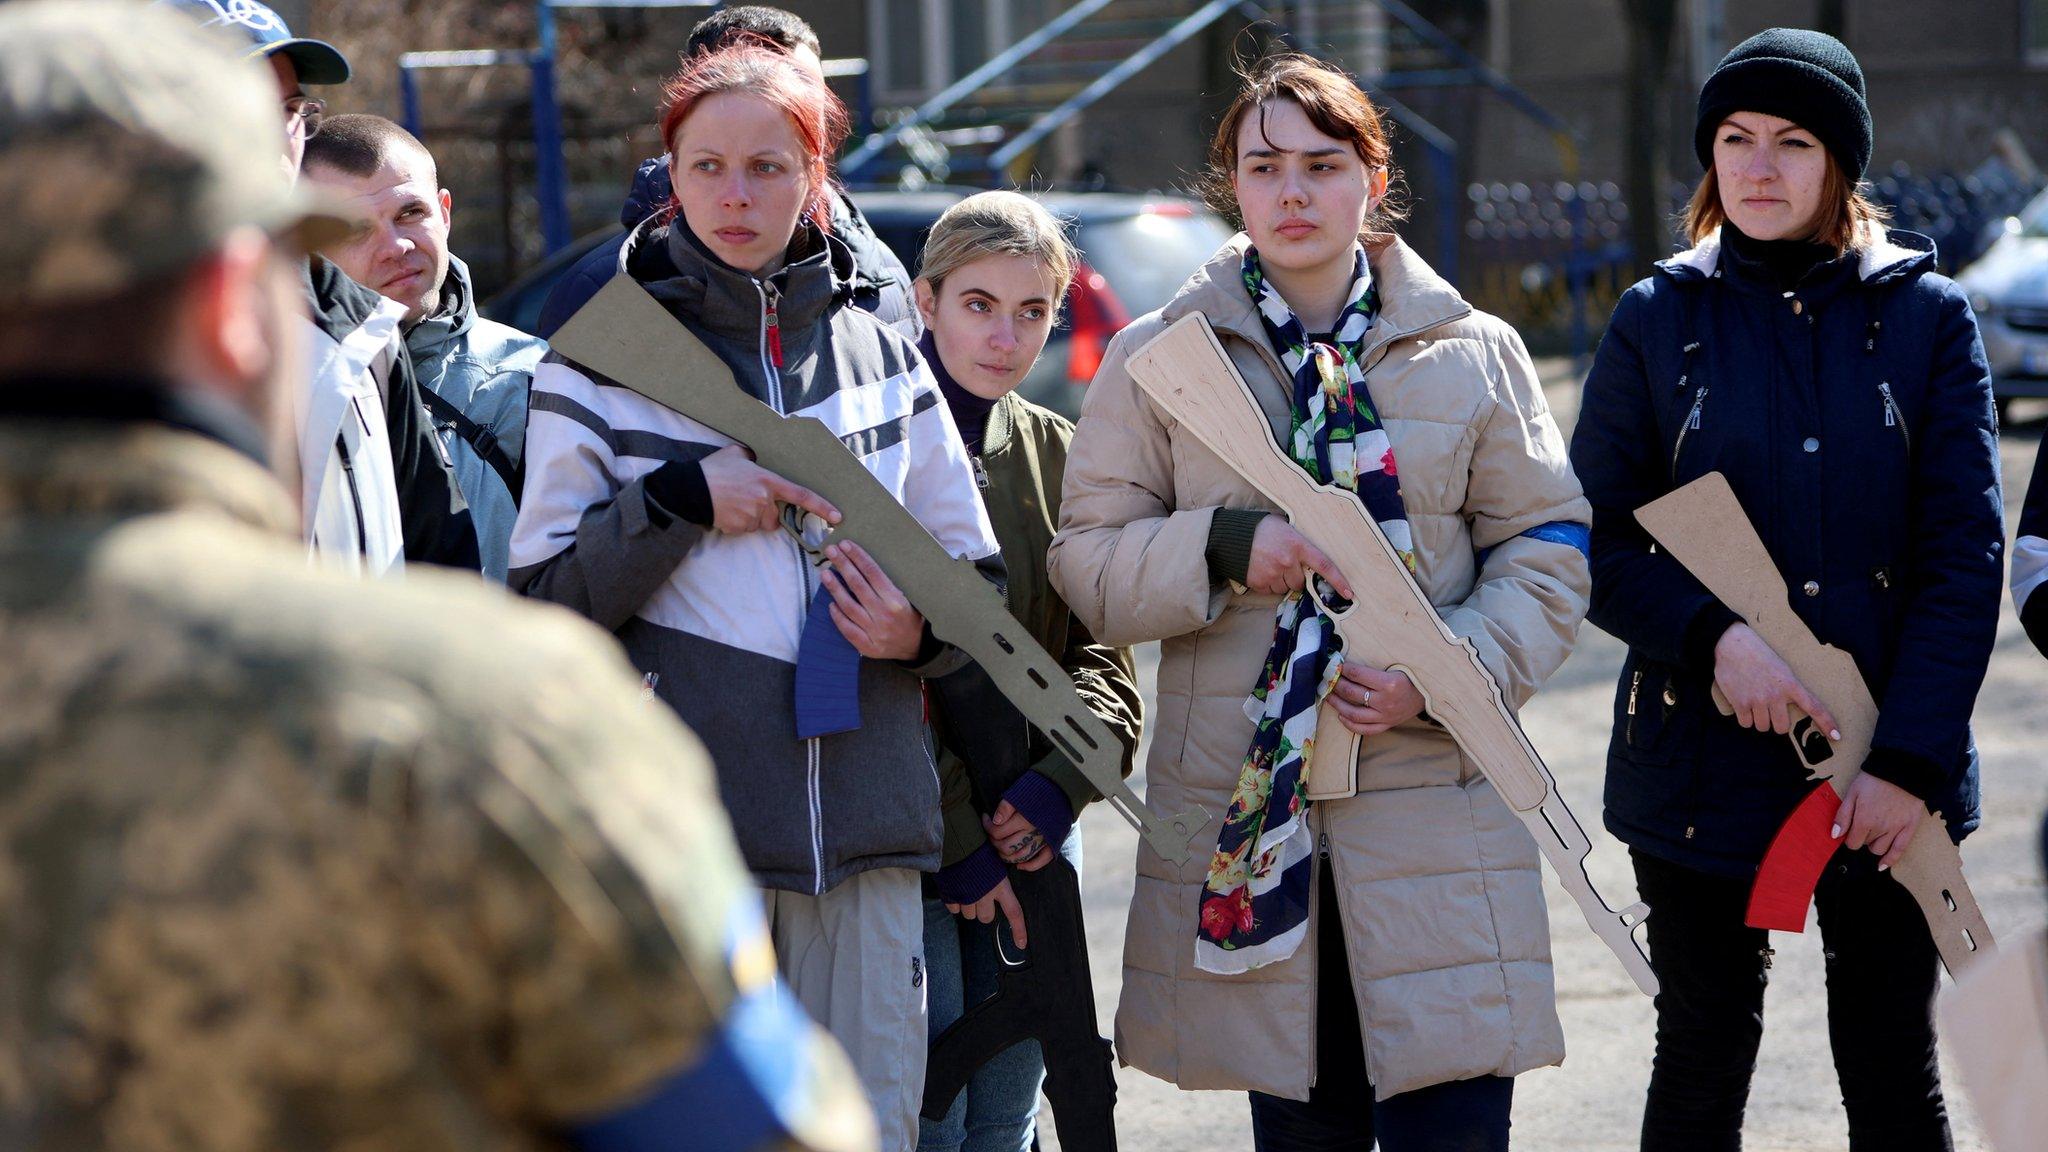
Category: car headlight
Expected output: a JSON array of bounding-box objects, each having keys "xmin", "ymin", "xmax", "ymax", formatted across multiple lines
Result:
[{"xmin": 1969, "ymin": 292, "xmax": 1996, "ymax": 318}]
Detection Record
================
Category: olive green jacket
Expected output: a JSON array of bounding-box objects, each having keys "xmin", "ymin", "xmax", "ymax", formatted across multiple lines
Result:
[{"xmin": 937, "ymin": 392, "xmax": 1144, "ymax": 866}]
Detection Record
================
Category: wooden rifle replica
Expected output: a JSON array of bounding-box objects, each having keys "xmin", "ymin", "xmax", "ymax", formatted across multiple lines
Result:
[
  {"xmin": 1635, "ymin": 473, "xmax": 1993, "ymax": 977},
  {"xmin": 1125, "ymin": 312, "xmax": 1658, "ymax": 998}
]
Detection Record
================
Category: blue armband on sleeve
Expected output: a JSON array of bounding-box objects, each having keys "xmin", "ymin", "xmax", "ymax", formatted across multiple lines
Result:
[
  {"xmin": 567, "ymin": 982, "xmax": 819, "ymax": 1152},
  {"xmin": 1476, "ymin": 520, "xmax": 1591, "ymax": 567}
]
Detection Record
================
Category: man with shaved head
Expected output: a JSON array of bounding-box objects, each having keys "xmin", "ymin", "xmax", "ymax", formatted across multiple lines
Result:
[{"xmin": 306, "ymin": 114, "xmax": 546, "ymax": 582}]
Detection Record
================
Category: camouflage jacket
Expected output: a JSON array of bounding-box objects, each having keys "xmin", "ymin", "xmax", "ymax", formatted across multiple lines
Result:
[{"xmin": 0, "ymin": 393, "xmax": 872, "ymax": 1152}]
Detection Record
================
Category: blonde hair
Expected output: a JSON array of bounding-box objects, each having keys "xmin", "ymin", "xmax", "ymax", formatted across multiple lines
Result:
[
  {"xmin": 917, "ymin": 191, "xmax": 1078, "ymax": 300},
  {"xmin": 1685, "ymin": 147, "xmax": 1890, "ymax": 255}
]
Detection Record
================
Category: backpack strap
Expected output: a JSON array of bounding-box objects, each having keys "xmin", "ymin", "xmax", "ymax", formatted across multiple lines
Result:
[{"xmin": 418, "ymin": 386, "xmax": 524, "ymax": 505}]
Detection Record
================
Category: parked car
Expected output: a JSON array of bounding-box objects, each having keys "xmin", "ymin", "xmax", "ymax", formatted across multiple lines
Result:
[
  {"xmin": 1954, "ymin": 187, "xmax": 2048, "ymax": 414},
  {"xmin": 855, "ymin": 189, "xmax": 1231, "ymax": 417},
  {"xmin": 482, "ymin": 223, "xmax": 623, "ymax": 339},
  {"xmin": 482, "ymin": 188, "xmax": 1232, "ymax": 419}
]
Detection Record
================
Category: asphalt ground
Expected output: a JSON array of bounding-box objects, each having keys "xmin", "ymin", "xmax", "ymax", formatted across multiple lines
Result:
[{"xmin": 1032, "ymin": 371, "xmax": 2048, "ymax": 1151}]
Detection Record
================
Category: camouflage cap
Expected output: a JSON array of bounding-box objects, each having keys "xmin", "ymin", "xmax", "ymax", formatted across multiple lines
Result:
[{"xmin": 0, "ymin": 0, "xmax": 355, "ymax": 308}]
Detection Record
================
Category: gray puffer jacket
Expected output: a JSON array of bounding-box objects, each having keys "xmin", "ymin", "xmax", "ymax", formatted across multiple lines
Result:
[{"xmin": 509, "ymin": 219, "xmax": 999, "ymax": 895}]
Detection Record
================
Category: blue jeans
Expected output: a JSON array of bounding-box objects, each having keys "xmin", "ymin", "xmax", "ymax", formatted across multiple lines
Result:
[
  {"xmin": 1247, "ymin": 863, "xmax": 1514, "ymax": 1152},
  {"xmin": 917, "ymin": 833, "xmax": 1081, "ymax": 1152}
]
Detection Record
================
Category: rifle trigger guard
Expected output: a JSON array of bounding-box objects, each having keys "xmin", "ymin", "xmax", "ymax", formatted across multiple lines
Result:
[
  {"xmin": 780, "ymin": 505, "xmax": 835, "ymax": 559},
  {"xmin": 1306, "ymin": 573, "xmax": 1354, "ymax": 619},
  {"xmin": 995, "ymin": 927, "xmax": 1028, "ymax": 970}
]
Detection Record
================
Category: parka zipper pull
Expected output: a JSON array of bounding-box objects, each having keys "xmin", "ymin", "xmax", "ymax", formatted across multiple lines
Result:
[
  {"xmin": 1318, "ymin": 832, "xmax": 1331, "ymax": 860},
  {"xmin": 764, "ymin": 286, "xmax": 783, "ymax": 369},
  {"xmin": 1626, "ymin": 669, "xmax": 1642, "ymax": 744}
]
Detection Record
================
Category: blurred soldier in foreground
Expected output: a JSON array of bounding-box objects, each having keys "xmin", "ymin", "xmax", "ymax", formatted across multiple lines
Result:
[
  {"xmin": 0, "ymin": 4, "xmax": 874, "ymax": 1151},
  {"xmin": 305, "ymin": 114, "xmax": 546, "ymax": 582}
]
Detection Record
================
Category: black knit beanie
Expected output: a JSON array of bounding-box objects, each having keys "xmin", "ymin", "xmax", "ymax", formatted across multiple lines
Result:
[{"xmin": 1694, "ymin": 28, "xmax": 1872, "ymax": 180}]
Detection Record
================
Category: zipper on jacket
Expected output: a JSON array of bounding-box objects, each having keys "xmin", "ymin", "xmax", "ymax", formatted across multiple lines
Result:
[
  {"xmin": 808, "ymin": 737, "xmax": 825, "ymax": 895},
  {"xmin": 1670, "ymin": 386, "xmax": 1710, "ymax": 479},
  {"xmin": 335, "ymin": 430, "xmax": 369, "ymax": 556},
  {"xmin": 752, "ymin": 275, "xmax": 822, "ymax": 892},
  {"xmin": 1877, "ymin": 381, "xmax": 1911, "ymax": 454},
  {"xmin": 756, "ymin": 279, "xmax": 786, "ymax": 411},
  {"xmin": 1309, "ymin": 829, "xmax": 1331, "ymax": 1091},
  {"xmin": 1625, "ymin": 668, "xmax": 1643, "ymax": 746}
]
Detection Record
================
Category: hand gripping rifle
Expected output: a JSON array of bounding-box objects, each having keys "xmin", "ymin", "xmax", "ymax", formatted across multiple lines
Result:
[
  {"xmin": 1635, "ymin": 472, "xmax": 1993, "ymax": 976},
  {"xmin": 550, "ymin": 276, "xmax": 1208, "ymax": 866},
  {"xmin": 920, "ymin": 664, "xmax": 1118, "ymax": 1152},
  {"xmin": 1124, "ymin": 313, "xmax": 1659, "ymax": 997}
]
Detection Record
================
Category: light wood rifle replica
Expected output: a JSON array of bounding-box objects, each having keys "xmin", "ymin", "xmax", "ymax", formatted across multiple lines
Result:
[
  {"xmin": 550, "ymin": 276, "xmax": 1211, "ymax": 867},
  {"xmin": 1125, "ymin": 312, "xmax": 1658, "ymax": 997},
  {"xmin": 1635, "ymin": 472, "xmax": 1993, "ymax": 977}
]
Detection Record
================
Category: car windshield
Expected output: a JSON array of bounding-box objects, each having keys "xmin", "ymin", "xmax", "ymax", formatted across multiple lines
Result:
[
  {"xmin": 1076, "ymin": 211, "xmax": 1234, "ymax": 315},
  {"xmin": 2020, "ymin": 191, "xmax": 2048, "ymax": 238}
]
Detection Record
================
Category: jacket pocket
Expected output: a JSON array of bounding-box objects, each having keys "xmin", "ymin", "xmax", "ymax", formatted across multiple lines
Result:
[{"xmin": 1615, "ymin": 653, "xmax": 1686, "ymax": 765}]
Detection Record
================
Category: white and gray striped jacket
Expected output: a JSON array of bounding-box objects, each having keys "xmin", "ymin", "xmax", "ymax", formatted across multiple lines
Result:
[{"xmin": 511, "ymin": 220, "xmax": 999, "ymax": 894}]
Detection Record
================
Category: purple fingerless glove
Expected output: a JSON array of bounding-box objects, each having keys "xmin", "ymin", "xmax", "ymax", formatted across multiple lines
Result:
[
  {"xmin": 1002, "ymin": 770, "xmax": 1076, "ymax": 856},
  {"xmin": 934, "ymin": 843, "xmax": 1006, "ymax": 906}
]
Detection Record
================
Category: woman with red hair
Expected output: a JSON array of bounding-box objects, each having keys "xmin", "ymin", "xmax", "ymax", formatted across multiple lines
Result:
[{"xmin": 509, "ymin": 45, "xmax": 1002, "ymax": 1150}]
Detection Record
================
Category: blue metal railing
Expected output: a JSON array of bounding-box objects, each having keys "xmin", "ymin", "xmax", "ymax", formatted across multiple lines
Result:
[
  {"xmin": 839, "ymin": 0, "xmax": 1123, "ymax": 181},
  {"xmin": 988, "ymin": 0, "xmax": 1244, "ymax": 175}
]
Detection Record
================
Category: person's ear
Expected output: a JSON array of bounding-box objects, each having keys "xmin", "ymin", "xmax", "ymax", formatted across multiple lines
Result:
[
  {"xmin": 180, "ymin": 228, "xmax": 282, "ymax": 392},
  {"xmin": 1366, "ymin": 166, "xmax": 1390, "ymax": 215},
  {"xmin": 438, "ymin": 187, "xmax": 453, "ymax": 227},
  {"xmin": 914, "ymin": 277, "xmax": 939, "ymax": 328}
]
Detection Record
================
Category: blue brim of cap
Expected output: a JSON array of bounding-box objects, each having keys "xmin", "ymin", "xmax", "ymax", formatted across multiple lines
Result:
[{"xmin": 264, "ymin": 37, "xmax": 350, "ymax": 85}]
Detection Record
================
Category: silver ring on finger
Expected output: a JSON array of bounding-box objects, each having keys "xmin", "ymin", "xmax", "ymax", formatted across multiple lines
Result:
[{"xmin": 1359, "ymin": 688, "xmax": 1373, "ymax": 707}]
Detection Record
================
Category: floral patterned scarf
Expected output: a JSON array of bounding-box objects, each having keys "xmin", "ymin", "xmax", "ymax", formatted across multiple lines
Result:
[{"xmin": 1194, "ymin": 245, "xmax": 1413, "ymax": 974}]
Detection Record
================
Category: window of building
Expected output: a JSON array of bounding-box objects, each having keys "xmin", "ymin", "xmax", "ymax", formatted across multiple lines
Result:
[{"xmin": 879, "ymin": 0, "xmax": 927, "ymax": 93}]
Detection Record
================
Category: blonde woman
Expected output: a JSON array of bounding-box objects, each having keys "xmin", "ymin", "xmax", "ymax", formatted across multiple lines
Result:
[{"xmin": 915, "ymin": 192, "xmax": 1142, "ymax": 1152}]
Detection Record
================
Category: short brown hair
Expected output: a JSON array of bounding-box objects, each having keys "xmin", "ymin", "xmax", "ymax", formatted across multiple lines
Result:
[
  {"xmin": 304, "ymin": 114, "xmax": 438, "ymax": 186},
  {"xmin": 1684, "ymin": 146, "xmax": 1889, "ymax": 255},
  {"xmin": 1200, "ymin": 54, "xmax": 1406, "ymax": 235}
]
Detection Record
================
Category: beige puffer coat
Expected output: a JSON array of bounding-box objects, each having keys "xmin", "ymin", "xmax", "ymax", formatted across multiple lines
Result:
[{"xmin": 1047, "ymin": 233, "xmax": 1590, "ymax": 1101}]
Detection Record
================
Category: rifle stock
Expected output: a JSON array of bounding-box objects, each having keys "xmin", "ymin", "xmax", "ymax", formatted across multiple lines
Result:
[
  {"xmin": 921, "ymin": 860, "xmax": 1117, "ymax": 1152},
  {"xmin": 1125, "ymin": 313, "xmax": 1658, "ymax": 998}
]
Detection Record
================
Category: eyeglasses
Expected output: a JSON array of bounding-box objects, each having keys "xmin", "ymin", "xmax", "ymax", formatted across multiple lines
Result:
[{"xmin": 284, "ymin": 96, "xmax": 325, "ymax": 140}]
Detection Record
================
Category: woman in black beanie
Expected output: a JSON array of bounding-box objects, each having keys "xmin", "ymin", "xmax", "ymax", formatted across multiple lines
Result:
[{"xmin": 1570, "ymin": 27, "xmax": 2003, "ymax": 1152}]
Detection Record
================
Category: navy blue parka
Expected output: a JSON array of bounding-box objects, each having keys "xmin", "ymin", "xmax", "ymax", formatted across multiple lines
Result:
[{"xmin": 1570, "ymin": 224, "xmax": 2003, "ymax": 877}]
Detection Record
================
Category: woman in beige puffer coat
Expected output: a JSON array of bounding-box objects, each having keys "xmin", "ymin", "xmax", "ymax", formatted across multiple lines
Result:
[{"xmin": 1047, "ymin": 55, "xmax": 1591, "ymax": 1149}]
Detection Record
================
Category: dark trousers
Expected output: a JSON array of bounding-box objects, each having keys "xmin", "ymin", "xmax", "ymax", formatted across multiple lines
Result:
[
  {"xmin": 1632, "ymin": 848, "xmax": 1951, "ymax": 1152},
  {"xmin": 1247, "ymin": 865, "xmax": 1514, "ymax": 1152}
]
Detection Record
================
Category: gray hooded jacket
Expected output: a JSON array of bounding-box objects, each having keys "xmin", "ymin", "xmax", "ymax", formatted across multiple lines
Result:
[{"xmin": 407, "ymin": 256, "xmax": 547, "ymax": 582}]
